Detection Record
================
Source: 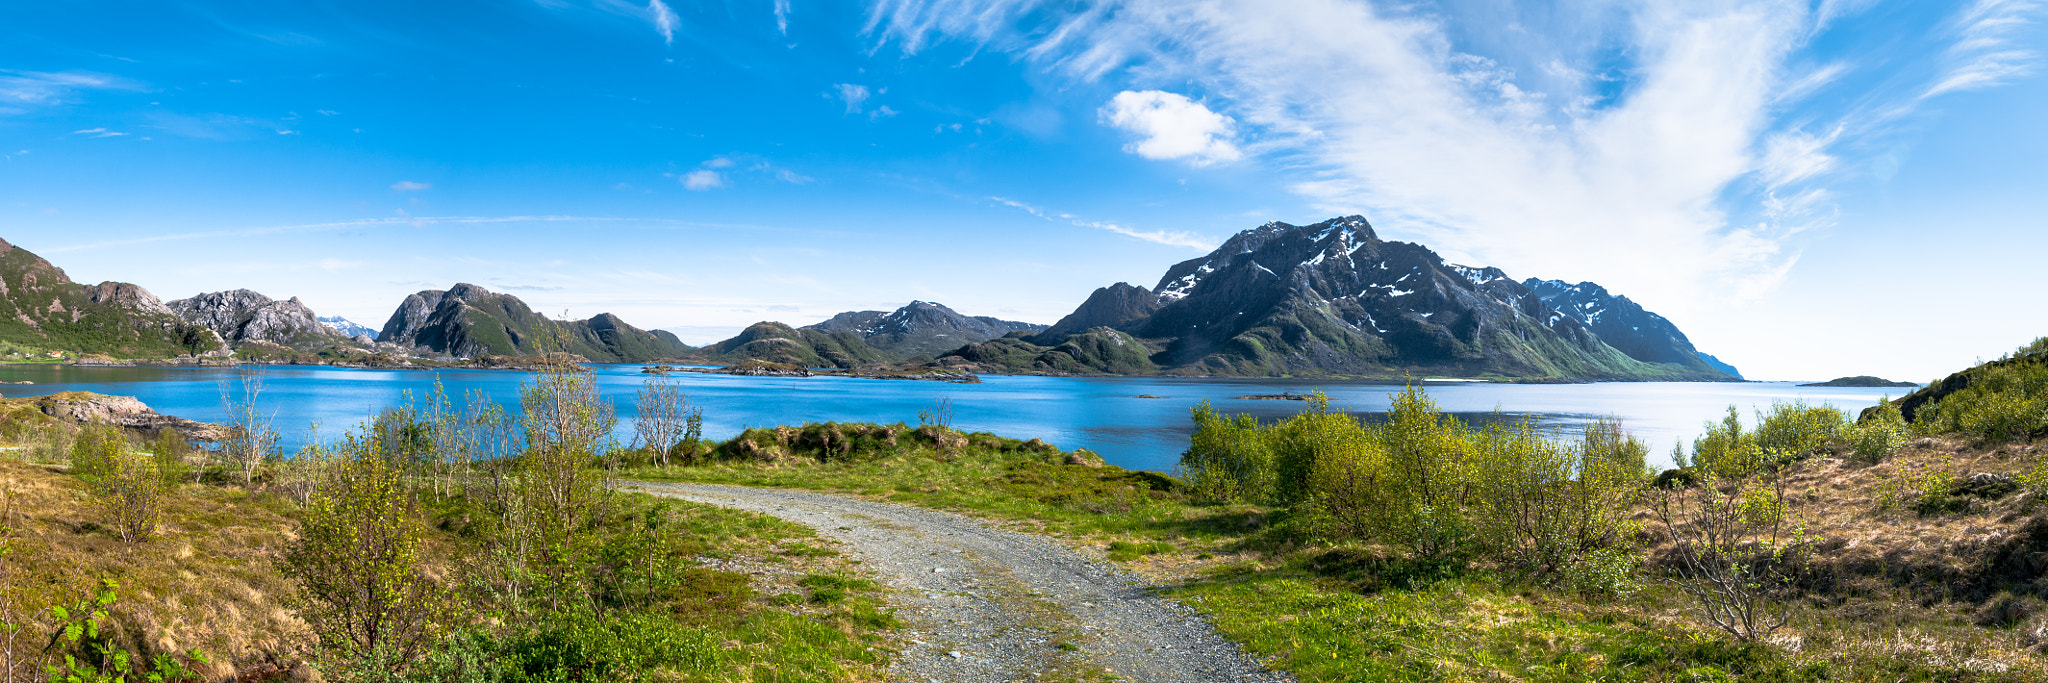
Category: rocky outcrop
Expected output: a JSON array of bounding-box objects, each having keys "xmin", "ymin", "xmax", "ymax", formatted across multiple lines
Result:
[
  {"xmin": 34, "ymin": 391, "xmax": 230, "ymax": 442},
  {"xmin": 376, "ymin": 283, "xmax": 690, "ymax": 362},
  {"xmin": 804, "ymin": 301, "xmax": 1045, "ymax": 358},
  {"xmin": 168, "ymin": 289, "xmax": 349, "ymax": 351}
]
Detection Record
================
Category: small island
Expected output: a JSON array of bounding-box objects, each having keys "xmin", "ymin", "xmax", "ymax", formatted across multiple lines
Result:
[{"xmin": 1801, "ymin": 375, "xmax": 1921, "ymax": 388}]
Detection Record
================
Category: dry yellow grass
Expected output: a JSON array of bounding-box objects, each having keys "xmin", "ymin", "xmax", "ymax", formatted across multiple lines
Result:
[{"xmin": 0, "ymin": 458, "xmax": 311, "ymax": 681}]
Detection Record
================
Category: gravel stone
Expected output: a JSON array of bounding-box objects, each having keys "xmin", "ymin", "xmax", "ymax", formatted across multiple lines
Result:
[{"xmin": 629, "ymin": 482, "xmax": 1292, "ymax": 683}]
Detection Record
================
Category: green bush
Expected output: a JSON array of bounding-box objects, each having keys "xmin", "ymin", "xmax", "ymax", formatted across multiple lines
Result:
[
  {"xmin": 1179, "ymin": 401, "xmax": 1278, "ymax": 504},
  {"xmin": 1752, "ymin": 400, "xmax": 1849, "ymax": 456},
  {"xmin": 1848, "ymin": 399, "xmax": 1908, "ymax": 464},
  {"xmin": 1911, "ymin": 353, "xmax": 2048, "ymax": 443},
  {"xmin": 500, "ymin": 610, "xmax": 725, "ymax": 682},
  {"xmin": 1180, "ymin": 385, "xmax": 1646, "ymax": 583},
  {"xmin": 72, "ymin": 423, "xmax": 170, "ymax": 543}
]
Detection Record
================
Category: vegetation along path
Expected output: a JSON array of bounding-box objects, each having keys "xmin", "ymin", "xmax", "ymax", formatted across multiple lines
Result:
[{"xmin": 627, "ymin": 482, "xmax": 1291, "ymax": 683}]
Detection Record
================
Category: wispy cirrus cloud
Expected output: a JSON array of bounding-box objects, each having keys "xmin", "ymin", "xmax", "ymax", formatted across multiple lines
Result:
[
  {"xmin": 992, "ymin": 196, "xmax": 1215, "ymax": 250},
  {"xmin": 648, "ymin": 0, "xmax": 679, "ymax": 44},
  {"xmin": 0, "ymin": 70, "xmax": 140, "ymax": 115},
  {"xmin": 1925, "ymin": 0, "xmax": 2041, "ymax": 98},
  {"xmin": 864, "ymin": 0, "xmax": 2045, "ymax": 316}
]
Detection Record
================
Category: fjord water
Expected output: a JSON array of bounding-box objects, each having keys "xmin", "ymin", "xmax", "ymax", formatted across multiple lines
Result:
[{"xmin": 0, "ymin": 364, "xmax": 1905, "ymax": 472}]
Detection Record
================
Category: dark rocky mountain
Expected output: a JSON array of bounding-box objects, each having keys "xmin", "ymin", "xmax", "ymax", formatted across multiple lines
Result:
[
  {"xmin": 0, "ymin": 237, "xmax": 227, "ymax": 358},
  {"xmin": 169, "ymin": 289, "xmax": 351, "ymax": 351},
  {"xmin": 694, "ymin": 322, "xmax": 894, "ymax": 369},
  {"xmin": 318, "ymin": 316, "xmax": 378, "ymax": 339},
  {"xmin": 1033, "ymin": 283, "xmax": 1160, "ymax": 342},
  {"xmin": 1696, "ymin": 352, "xmax": 1743, "ymax": 380},
  {"xmin": 377, "ymin": 283, "xmax": 690, "ymax": 362},
  {"xmin": 1035, "ymin": 216, "xmax": 1732, "ymax": 380},
  {"xmin": 804, "ymin": 301, "xmax": 1045, "ymax": 358},
  {"xmin": 1521, "ymin": 279, "xmax": 1731, "ymax": 377},
  {"xmin": 939, "ymin": 328, "xmax": 1157, "ymax": 375}
]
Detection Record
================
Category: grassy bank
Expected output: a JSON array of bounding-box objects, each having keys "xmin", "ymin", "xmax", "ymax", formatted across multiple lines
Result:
[
  {"xmin": 0, "ymin": 371, "xmax": 902, "ymax": 682},
  {"xmin": 621, "ymin": 396, "xmax": 2048, "ymax": 681}
]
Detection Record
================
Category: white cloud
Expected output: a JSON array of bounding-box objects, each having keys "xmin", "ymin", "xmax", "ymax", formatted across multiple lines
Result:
[
  {"xmin": 1924, "ymin": 0, "xmax": 2041, "ymax": 98},
  {"xmin": 682, "ymin": 169, "xmax": 725, "ymax": 190},
  {"xmin": 648, "ymin": 0, "xmax": 679, "ymax": 44},
  {"xmin": 0, "ymin": 70, "xmax": 136, "ymax": 111},
  {"xmin": 71, "ymin": 128, "xmax": 127, "ymax": 138},
  {"xmin": 390, "ymin": 180, "xmax": 431, "ymax": 191},
  {"xmin": 775, "ymin": 0, "xmax": 791, "ymax": 35},
  {"xmin": 1099, "ymin": 90, "xmax": 1242, "ymax": 166},
  {"xmin": 703, "ymin": 156, "xmax": 735, "ymax": 168},
  {"xmin": 870, "ymin": 104, "xmax": 898, "ymax": 119},
  {"xmin": 834, "ymin": 83, "xmax": 870, "ymax": 113}
]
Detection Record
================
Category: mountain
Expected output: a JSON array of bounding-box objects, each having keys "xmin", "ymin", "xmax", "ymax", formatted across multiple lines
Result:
[
  {"xmin": 1521, "ymin": 279, "xmax": 1732, "ymax": 377},
  {"xmin": 169, "ymin": 290, "xmax": 352, "ymax": 351},
  {"xmin": 0, "ymin": 238, "xmax": 226, "ymax": 358},
  {"xmin": 694, "ymin": 322, "xmax": 895, "ymax": 368},
  {"xmin": 1696, "ymin": 352, "xmax": 1743, "ymax": 380},
  {"xmin": 318, "ymin": 316, "xmax": 378, "ymax": 339},
  {"xmin": 1802, "ymin": 376, "xmax": 1918, "ymax": 388},
  {"xmin": 376, "ymin": 283, "xmax": 690, "ymax": 362},
  {"xmin": 939, "ymin": 328, "xmax": 1157, "ymax": 375},
  {"xmin": 803, "ymin": 301, "xmax": 1046, "ymax": 358},
  {"xmin": 1034, "ymin": 216, "xmax": 1731, "ymax": 380}
]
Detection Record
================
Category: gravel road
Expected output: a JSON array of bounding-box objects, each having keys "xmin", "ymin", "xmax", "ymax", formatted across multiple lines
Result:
[{"xmin": 626, "ymin": 482, "xmax": 1291, "ymax": 683}]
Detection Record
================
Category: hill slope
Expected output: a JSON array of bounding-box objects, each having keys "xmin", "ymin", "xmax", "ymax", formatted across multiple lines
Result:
[
  {"xmin": 804, "ymin": 301, "xmax": 1045, "ymax": 358},
  {"xmin": 1038, "ymin": 216, "xmax": 1730, "ymax": 380},
  {"xmin": 377, "ymin": 283, "xmax": 690, "ymax": 362},
  {"xmin": 693, "ymin": 322, "xmax": 895, "ymax": 369},
  {"xmin": 0, "ymin": 238, "xmax": 226, "ymax": 358}
]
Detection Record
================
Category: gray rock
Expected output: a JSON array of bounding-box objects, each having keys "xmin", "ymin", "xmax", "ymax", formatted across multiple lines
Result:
[{"xmin": 168, "ymin": 289, "xmax": 350, "ymax": 350}]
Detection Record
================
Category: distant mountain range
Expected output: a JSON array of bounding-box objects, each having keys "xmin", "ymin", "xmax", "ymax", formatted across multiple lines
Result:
[
  {"xmin": 1, "ymin": 219, "xmax": 1739, "ymax": 380},
  {"xmin": 802, "ymin": 301, "xmax": 1045, "ymax": 358},
  {"xmin": 318, "ymin": 316, "xmax": 378, "ymax": 339}
]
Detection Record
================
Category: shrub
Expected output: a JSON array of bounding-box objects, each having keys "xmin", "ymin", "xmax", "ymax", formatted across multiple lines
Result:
[
  {"xmin": 1178, "ymin": 401, "xmax": 1278, "ymax": 504},
  {"xmin": 73, "ymin": 423, "xmax": 168, "ymax": 543},
  {"xmin": 1874, "ymin": 457, "xmax": 1965, "ymax": 515},
  {"xmin": 1469, "ymin": 418, "xmax": 1647, "ymax": 587},
  {"xmin": 283, "ymin": 435, "xmax": 451, "ymax": 664},
  {"xmin": 1653, "ymin": 468, "xmax": 1813, "ymax": 642},
  {"xmin": 1848, "ymin": 398, "xmax": 1908, "ymax": 464},
  {"xmin": 1912, "ymin": 360, "xmax": 2048, "ymax": 443},
  {"xmin": 1752, "ymin": 400, "xmax": 1849, "ymax": 456}
]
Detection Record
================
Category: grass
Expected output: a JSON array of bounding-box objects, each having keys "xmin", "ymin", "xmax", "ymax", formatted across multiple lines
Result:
[
  {"xmin": 0, "ymin": 449, "xmax": 903, "ymax": 682},
  {"xmin": 623, "ymin": 422, "xmax": 2048, "ymax": 682}
]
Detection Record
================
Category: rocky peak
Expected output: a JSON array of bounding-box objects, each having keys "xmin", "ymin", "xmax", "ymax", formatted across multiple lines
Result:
[
  {"xmin": 87, "ymin": 281, "xmax": 176, "ymax": 317},
  {"xmin": 168, "ymin": 289, "xmax": 345, "ymax": 349}
]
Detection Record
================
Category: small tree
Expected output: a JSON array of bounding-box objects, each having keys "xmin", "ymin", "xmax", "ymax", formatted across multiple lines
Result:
[
  {"xmin": 219, "ymin": 372, "xmax": 280, "ymax": 487},
  {"xmin": 74, "ymin": 423, "xmax": 167, "ymax": 543},
  {"xmin": 283, "ymin": 434, "xmax": 449, "ymax": 663},
  {"xmin": 633, "ymin": 373, "xmax": 690, "ymax": 467},
  {"xmin": 1654, "ymin": 450, "xmax": 1813, "ymax": 641}
]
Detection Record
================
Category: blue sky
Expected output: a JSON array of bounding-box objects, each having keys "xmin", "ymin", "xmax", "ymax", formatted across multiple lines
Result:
[{"xmin": 2, "ymin": 0, "xmax": 2043, "ymax": 382}]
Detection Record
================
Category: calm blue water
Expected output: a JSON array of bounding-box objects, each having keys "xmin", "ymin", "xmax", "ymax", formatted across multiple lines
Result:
[{"xmin": 0, "ymin": 364, "xmax": 1910, "ymax": 472}]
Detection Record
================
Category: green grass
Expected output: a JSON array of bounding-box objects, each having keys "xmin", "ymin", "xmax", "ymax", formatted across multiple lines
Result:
[{"xmin": 621, "ymin": 422, "xmax": 2048, "ymax": 683}]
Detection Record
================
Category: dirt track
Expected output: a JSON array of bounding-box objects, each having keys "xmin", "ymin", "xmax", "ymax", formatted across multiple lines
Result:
[{"xmin": 627, "ymin": 482, "xmax": 1291, "ymax": 683}]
